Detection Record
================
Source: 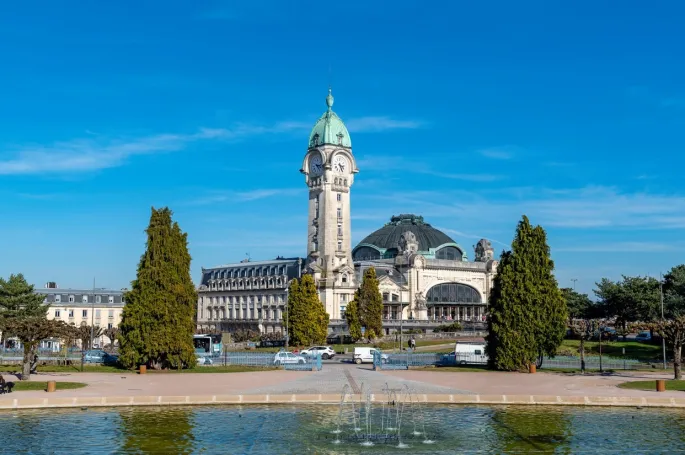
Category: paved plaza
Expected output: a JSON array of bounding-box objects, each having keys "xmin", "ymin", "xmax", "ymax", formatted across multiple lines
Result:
[{"xmin": 2, "ymin": 363, "xmax": 683, "ymax": 401}]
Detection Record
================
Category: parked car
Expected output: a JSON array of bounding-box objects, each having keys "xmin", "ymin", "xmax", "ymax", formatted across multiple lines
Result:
[
  {"xmin": 353, "ymin": 347, "xmax": 388, "ymax": 364},
  {"xmin": 196, "ymin": 356, "xmax": 213, "ymax": 366},
  {"xmin": 592, "ymin": 327, "xmax": 618, "ymax": 341},
  {"xmin": 102, "ymin": 353, "xmax": 119, "ymax": 366},
  {"xmin": 273, "ymin": 351, "xmax": 307, "ymax": 365},
  {"xmin": 83, "ymin": 350, "xmax": 107, "ymax": 363},
  {"xmin": 635, "ymin": 331, "xmax": 652, "ymax": 342},
  {"xmin": 299, "ymin": 346, "xmax": 336, "ymax": 360}
]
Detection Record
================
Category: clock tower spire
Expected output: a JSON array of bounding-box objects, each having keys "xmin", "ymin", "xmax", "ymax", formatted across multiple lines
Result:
[{"xmin": 300, "ymin": 88, "xmax": 358, "ymax": 319}]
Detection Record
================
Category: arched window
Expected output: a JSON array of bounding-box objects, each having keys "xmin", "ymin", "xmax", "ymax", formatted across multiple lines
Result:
[
  {"xmin": 435, "ymin": 246, "xmax": 463, "ymax": 261},
  {"xmin": 426, "ymin": 283, "xmax": 481, "ymax": 304},
  {"xmin": 353, "ymin": 246, "xmax": 381, "ymax": 261}
]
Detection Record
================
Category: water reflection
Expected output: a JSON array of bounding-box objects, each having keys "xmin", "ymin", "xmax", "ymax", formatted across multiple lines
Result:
[
  {"xmin": 491, "ymin": 406, "xmax": 571, "ymax": 454},
  {"xmin": 0, "ymin": 404, "xmax": 683, "ymax": 454},
  {"xmin": 119, "ymin": 407, "xmax": 195, "ymax": 454}
]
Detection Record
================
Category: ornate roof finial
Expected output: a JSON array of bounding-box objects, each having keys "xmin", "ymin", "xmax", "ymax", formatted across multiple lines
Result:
[{"xmin": 326, "ymin": 87, "xmax": 334, "ymax": 110}]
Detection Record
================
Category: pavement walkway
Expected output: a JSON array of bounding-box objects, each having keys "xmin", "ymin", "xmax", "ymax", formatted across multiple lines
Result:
[{"xmin": 3, "ymin": 363, "xmax": 682, "ymax": 400}]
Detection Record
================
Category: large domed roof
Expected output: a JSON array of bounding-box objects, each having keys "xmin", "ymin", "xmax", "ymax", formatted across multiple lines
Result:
[
  {"xmin": 308, "ymin": 88, "xmax": 352, "ymax": 148},
  {"xmin": 354, "ymin": 214, "xmax": 459, "ymax": 255}
]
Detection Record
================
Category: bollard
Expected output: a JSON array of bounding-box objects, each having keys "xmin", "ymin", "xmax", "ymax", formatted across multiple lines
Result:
[
  {"xmin": 656, "ymin": 379, "xmax": 666, "ymax": 392},
  {"xmin": 529, "ymin": 364, "xmax": 537, "ymax": 374},
  {"xmin": 46, "ymin": 381, "xmax": 56, "ymax": 393},
  {"xmin": 139, "ymin": 365, "xmax": 147, "ymax": 375}
]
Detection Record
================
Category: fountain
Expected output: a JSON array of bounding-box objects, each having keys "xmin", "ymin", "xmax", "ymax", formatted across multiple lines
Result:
[{"xmin": 332, "ymin": 382, "xmax": 434, "ymax": 448}]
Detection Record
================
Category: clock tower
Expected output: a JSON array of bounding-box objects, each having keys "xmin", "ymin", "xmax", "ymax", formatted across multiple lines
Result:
[{"xmin": 301, "ymin": 88, "xmax": 358, "ymax": 319}]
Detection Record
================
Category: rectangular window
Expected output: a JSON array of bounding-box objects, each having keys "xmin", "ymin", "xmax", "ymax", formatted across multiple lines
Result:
[
  {"xmin": 68, "ymin": 295, "xmax": 74, "ymax": 303},
  {"xmin": 340, "ymin": 305, "xmax": 346, "ymax": 318},
  {"xmin": 383, "ymin": 293, "xmax": 389, "ymax": 302},
  {"xmin": 108, "ymin": 295, "xmax": 114, "ymax": 303},
  {"xmin": 337, "ymin": 208, "xmax": 342, "ymax": 219},
  {"xmin": 108, "ymin": 310, "xmax": 114, "ymax": 318},
  {"xmin": 54, "ymin": 310, "xmax": 61, "ymax": 318},
  {"xmin": 107, "ymin": 323, "xmax": 113, "ymax": 329},
  {"xmin": 336, "ymin": 193, "xmax": 341, "ymax": 201},
  {"xmin": 82, "ymin": 310, "xmax": 88, "ymax": 318},
  {"xmin": 82, "ymin": 295, "xmax": 88, "ymax": 303},
  {"xmin": 337, "ymin": 224, "xmax": 343, "ymax": 236},
  {"xmin": 95, "ymin": 295, "xmax": 101, "ymax": 304},
  {"xmin": 68, "ymin": 309, "xmax": 74, "ymax": 318},
  {"xmin": 95, "ymin": 309, "xmax": 101, "ymax": 319},
  {"xmin": 55, "ymin": 295, "xmax": 61, "ymax": 303},
  {"xmin": 337, "ymin": 241, "xmax": 342, "ymax": 251}
]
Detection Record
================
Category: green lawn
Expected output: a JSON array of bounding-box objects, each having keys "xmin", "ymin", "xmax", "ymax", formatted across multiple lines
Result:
[
  {"xmin": 10, "ymin": 381, "xmax": 87, "ymax": 392},
  {"xmin": 618, "ymin": 380, "xmax": 685, "ymax": 391},
  {"xmin": 560, "ymin": 339, "xmax": 661, "ymax": 362}
]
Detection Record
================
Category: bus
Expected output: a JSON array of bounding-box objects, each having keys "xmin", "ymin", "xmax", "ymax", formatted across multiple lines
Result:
[{"xmin": 193, "ymin": 334, "xmax": 222, "ymax": 357}]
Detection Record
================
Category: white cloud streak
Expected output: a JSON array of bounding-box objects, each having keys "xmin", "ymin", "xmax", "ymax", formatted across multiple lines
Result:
[
  {"xmin": 555, "ymin": 242, "xmax": 685, "ymax": 253},
  {"xmin": 357, "ymin": 155, "xmax": 501, "ymax": 182},
  {"xmin": 346, "ymin": 116, "xmax": 424, "ymax": 133},
  {"xmin": 189, "ymin": 188, "xmax": 303, "ymax": 205},
  {"xmin": 0, "ymin": 122, "xmax": 308, "ymax": 176},
  {"xmin": 479, "ymin": 148, "xmax": 514, "ymax": 160}
]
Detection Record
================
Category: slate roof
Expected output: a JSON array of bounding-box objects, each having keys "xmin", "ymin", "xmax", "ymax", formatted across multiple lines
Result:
[{"xmin": 355, "ymin": 214, "xmax": 456, "ymax": 252}]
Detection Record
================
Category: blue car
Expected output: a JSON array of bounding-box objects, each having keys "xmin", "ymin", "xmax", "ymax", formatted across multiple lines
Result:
[{"xmin": 635, "ymin": 331, "xmax": 652, "ymax": 342}]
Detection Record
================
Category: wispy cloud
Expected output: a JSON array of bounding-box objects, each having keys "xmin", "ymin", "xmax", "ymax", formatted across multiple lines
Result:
[
  {"xmin": 556, "ymin": 242, "xmax": 685, "ymax": 253},
  {"xmin": 367, "ymin": 185, "xmax": 685, "ymax": 231},
  {"xmin": 188, "ymin": 188, "xmax": 303, "ymax": 205},
  {"xmin": 436, "ymin": 227, "xmax": 509, "ymax": 248},
  {"xmin": 478, "ymin": 147, "xmax": 515, "ymax": 160},
  {"xmin": 346, "ymin": 117, "xmax": 424, "ymax": 133},
  {"xmin": 627, "ymin": 85, "xmax": 684, "ymax": 110},
  {"xmin": 0, "ymin": 122, "xmax": 307, "ymax": 175},
  {"xmin": 357, "ymin": 155, "xmax": 501, "ymax": 182}
]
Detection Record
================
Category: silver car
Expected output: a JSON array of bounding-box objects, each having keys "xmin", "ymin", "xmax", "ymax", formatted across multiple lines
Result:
[{"xmin": 273, "ymin": 352, "xmax": 307, "ymax": 365}]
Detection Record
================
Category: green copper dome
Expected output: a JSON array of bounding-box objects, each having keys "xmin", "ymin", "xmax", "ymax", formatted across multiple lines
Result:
[{"xmin": 308, "ymin": 88, "xmax": 352, "ymax": 148}]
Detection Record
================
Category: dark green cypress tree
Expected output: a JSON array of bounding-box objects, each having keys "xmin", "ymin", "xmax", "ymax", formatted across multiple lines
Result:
[
  {"xmin": 486, "ymin": 216, "xmax": 566, "ymax": 370},
  {"xmin": 357, "ymin": 267, "xmax": 383, "ymax": 340},
  {"xmin": 118, "ymin": 207, "xmax": 197, "ymax": 369},
  {"xmin": 287, "ymin": 275, "xmax": 329, "ymax": 346},
  {"xmin": 345, "ymin": 296, "xmax": 362, "ymax": 341}
]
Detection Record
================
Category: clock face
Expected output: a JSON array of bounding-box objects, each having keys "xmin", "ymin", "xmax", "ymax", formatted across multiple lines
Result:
[
  {"xmin": 332, "ymin": 155, "xmax": 348, "ymax": 174},
  {"xmin": 309, "ymin": 154, "xmax": 323, "ymax": 176}
]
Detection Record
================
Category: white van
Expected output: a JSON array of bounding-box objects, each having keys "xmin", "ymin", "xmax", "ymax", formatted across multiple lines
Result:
[
  {"xmin": 453, "ymin": 343, "xmax": 488, "ymax": 365},
  {"xmin": 353, "ymin": 347, "xmax": 388, "ymax": 364}
]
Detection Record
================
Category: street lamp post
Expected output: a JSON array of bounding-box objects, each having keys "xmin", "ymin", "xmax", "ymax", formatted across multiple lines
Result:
[{"xmin": 90, "ymin": 278, "xmax": 95, "ymax": 351}]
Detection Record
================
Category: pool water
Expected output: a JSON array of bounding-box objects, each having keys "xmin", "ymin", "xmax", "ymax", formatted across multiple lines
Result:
[{"xmin": 1, "ymin": 404, "xmax": 684, "ymax": 454}]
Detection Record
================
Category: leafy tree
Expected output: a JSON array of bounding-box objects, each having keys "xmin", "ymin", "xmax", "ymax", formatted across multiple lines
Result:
[
  {"xmin": 653, "ymin": 317, "xmax": 685, "ymax": 380},
  {"xmin": 562, "ymin": 288, "xmax": 593, "ymax": 323},
  {"xmin": 287, "ymin": 275, "xmax": 329, "ymax": 346},
  {"xmin": 3, "ymin": 317, "xmax": 70, "ymax": 379},
  {"xmin": 664, "ymin": 265, "xmax": 685, "ymax": 318},
  {"xmin": 118, "ymin": 207, "xmax": 197, "ymax": 370},
  {"xmin": 0, "ymin": 274, "xmax": 47, "ymax": 323},
  {"xmin": 73, "ymin": 324, "xmax": 103, "ymax": 351},
  {"xmin": 104, "ymin": 327, "xmax": 120, "ymax": 352},
  {"xmin": 486, "ymin": 216, "xmax": 566, "ymax": 371},
  {"xmin": 355, "ymin": 267, "xmax": 383, "ymax": 341},
  {"xmin": 595, "ymin": 276, "xmax": 660, "ymax": 331},
  {"xmin": 344, "ymin": 298, "xmax": 362, "ymax": 341}
]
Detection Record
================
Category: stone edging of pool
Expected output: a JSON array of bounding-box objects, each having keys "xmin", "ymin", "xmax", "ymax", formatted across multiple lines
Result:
[{"xmin": 1, "ymin": 394, "xmax": 684, "ymax": 410}]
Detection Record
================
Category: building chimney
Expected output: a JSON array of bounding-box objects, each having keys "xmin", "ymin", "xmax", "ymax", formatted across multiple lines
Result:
[{"xmin": 45, "ymin": 282, "xmax": 58, "ymax": 289}]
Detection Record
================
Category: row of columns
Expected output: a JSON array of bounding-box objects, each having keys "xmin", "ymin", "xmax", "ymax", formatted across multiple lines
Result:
[{"xmin": 428, "ymin": 305, "xmax": 485, "ymax": 322}]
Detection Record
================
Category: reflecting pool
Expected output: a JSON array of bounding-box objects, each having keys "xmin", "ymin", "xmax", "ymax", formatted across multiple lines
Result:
[{"xmin": 1, "ymin": 404, "xmax": 684, "ymax": 454}]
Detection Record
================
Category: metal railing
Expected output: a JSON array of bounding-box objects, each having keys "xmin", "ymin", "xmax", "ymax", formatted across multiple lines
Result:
[
  {"xmin": 373, "ymin": 351, "xmax": 648, "ymax": 371},
  {"xmin": 211, "ymin": 351, "xmax": 322, "ymax": 371}
]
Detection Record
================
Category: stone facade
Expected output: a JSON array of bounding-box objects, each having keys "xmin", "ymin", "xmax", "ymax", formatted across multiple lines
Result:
[
  {"xmin": 33, "ymin": 285, "xmax": 126, "ymax": 348},
  {"xmin": 196, "ymin": 258, "xmax": 304, "ymax": 334}
]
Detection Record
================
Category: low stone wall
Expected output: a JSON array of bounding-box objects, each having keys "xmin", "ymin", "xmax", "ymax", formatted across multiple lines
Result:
[{"xmin": 1, "ymin": 394, "xmax": 682, "ymax": 410}]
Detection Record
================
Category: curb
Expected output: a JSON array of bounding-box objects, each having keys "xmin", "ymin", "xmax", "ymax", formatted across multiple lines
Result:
[{"xmin": 0, "ymin": 394, "xmax": 682, "ymax": 410}]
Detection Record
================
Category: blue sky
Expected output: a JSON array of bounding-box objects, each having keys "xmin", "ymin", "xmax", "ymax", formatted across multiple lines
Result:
[{"xmin": 1, "ymin": 1, "xmax": 684, "ymax": 297}]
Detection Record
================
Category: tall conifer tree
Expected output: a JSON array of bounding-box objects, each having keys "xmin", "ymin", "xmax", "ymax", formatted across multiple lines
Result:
[
  {"xmin": 357, "ymin": 267, "xmax": 383, "ymax": 340},
  {"xmin": 486, "ymin": 216, "xmax": 566, "ymax": 370},
  {"xmin": 287, "ymin": 275, "xmax": 329, "ymax": 346},
  {"xmin": 344, "ymin": 298, "xmax": 362, "ymax": 341},
  {"xmin": 118, "ymin": 207, "xmax": 196, "ymax": 369}
]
